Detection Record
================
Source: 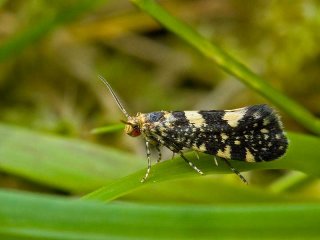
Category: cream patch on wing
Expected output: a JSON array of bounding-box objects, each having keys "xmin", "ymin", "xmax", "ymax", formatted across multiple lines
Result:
[
  {"xmin": 217, "ymin": 145, "xmax": 231, "ymax": 159},
  {"xmin": 193, "ymin": 143, "xmax": 207, "ymax": 152},
  {"xmin": 245, "ymin": 148, "xmax": 255, "ymax": 162},
  {"xmin": 263, "ymin": 117, "xmax": 271, "ymax": 126},
  {"xmin": 223, "ymin": 109, "xmax": 247, "ymax": 128},
  {"xmin": 184, "ymin": 111, "xmax": 207, "ymax": 128},
  {"xmin": 234, "ymin": 140, "xmax": 241, "ymax": 145},
  {"xmin": 221, "ymin": 133, "xmax": 228, "ymax": 140}
]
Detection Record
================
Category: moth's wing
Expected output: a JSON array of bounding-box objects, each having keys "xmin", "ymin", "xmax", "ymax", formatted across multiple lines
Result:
[
  {"xmin": 144, "ymin": 105, "xmax": 288, "ymax": 162},
  {"xmin": 144, "ymin": 110, "xmax": 227, "ymax": 154},
  {"xmin": 208, "ymin": 104, "xmax": 288, "ymax": 162}
]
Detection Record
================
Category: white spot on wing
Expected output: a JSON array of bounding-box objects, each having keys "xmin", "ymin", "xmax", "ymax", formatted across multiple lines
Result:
[
  {"xmin": 198, "ymin": 143, "xmax": 207, "ymax": 152},
  {"xmin": 263, "ymin": 118, "xmax": 270, "ymax": 126},
  {"xmin": 221, "ymin": 133, "xmax": 228, "ymax": 140},
  {"xmin": 253, "ymin": 112, "xmax": 261, "ymax": 119}
]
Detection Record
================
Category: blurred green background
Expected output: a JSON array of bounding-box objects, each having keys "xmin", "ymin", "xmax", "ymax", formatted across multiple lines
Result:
[{"xmin": 1, "ymin": 0, "xmax": 320, "ymax": 239}]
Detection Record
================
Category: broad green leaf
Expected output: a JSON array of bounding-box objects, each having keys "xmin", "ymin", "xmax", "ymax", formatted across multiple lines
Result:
[
  {"xmin": 0, "ymin": 124, "xmax": 144, "ymax": 192},
  {"xmin": 0, "ymin": 190, "xmax": 320, "ymax": 240},
  {"xmin": 84, "ymin": 132, "xmax": 320, "ymax": 201},
  {"xmin": 131, "ymin": 0, "xmax": 320, "ymax": 135}
]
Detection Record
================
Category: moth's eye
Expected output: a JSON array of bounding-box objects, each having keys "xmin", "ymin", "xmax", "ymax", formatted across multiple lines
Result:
[{"xmin": 125, "ymin": 124, "xmax": 141, "ymax": 137}]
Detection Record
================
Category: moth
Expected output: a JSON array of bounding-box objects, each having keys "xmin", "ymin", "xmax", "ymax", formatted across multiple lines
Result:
[{"xmin": 99, "ymin": 76, "xmax": 288, "ymax": 183}]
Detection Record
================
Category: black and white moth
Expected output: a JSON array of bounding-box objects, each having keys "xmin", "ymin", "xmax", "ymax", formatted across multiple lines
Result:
[{"xmin": 99, "ymin": 76, "xmax": 288, "ymax": 183}]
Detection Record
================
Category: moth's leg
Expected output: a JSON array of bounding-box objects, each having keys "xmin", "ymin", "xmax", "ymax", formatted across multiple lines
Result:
[
  {"xmin": 222, "ymin": 158, "xmax": 248, "ymax": 184},
  {"xmin": 213, "ymin": 156, "xmax": 219, "ymax": 166},
  {"xmin": 194, "ymin": 151, "xmax": 200, "ymax": 160},
  {"xmin": 151, "ymin": 134, "xmax": 204, "ymax": 175},
  {"xmin": 179, "ymin": 152, "xmax": 204, "ymax": 175},
  {"xmin": 141, "ymin": 140, "xmax": 152, "ymax": 183},
  {"xmin": 147, "ymin": 133, "xmax": 174, "ymax": 160},
  {"xmin": 155, "ymin": 144, "xmax": 162, "ymax": 163}
]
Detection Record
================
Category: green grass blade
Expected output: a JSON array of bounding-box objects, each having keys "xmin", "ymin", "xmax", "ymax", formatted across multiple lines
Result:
[
  {"xmin": 0, "ymin": 190, "xmax": 320, "ymax": 240},
  {"xmin": 131, "ymin": 0, "xmax": 320, "ymax": 135},
  {"xmin": 0, "ymin": 0, "xmax": 109, "ymax": 62},
  {"xmin": 0, "ymin": 124, "xmax": 144, "ymax": 192},
  {"xmin": 1, "ymin": 123, "xmax": 319, "ymax": 202},
  {"xmin": 123, "ymin": 177, "xmax": 320, "ymax": 204},
  {"xmin": 91, "ymin": 124, "xmax": 124, "ymax": 134},
  {"xmin": 84, "ymin": 132, "xmax": 320, "ymax": 201},
  {"xmin": 268, "ymin": 171, "xmax": 310, "ymax": 193}
]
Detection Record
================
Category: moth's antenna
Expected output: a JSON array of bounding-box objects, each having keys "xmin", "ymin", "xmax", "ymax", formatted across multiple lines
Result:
[{"xmin": 98, "ymin": 75, "xmax": 130, "ymax": 118}]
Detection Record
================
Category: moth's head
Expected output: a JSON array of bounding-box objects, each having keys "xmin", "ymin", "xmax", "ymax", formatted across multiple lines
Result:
[{"xmin": 122, "ymin": 117, "xmax": 141, "ymax": 137}]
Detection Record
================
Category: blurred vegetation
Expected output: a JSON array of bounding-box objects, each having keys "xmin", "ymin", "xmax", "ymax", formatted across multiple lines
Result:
[{"xmin": 0, "ymin": 0, "xmax": 320, "ymax": 239}]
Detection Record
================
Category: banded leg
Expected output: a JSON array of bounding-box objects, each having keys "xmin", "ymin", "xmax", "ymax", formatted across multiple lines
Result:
[
  {"xmin": 179, "ymin": 152, "xmax": 204, "ymax": 175},
  {"xmin": 155, "ymin": 144, "xmax": 162, "ymax": 163},
  {"xmin": 194, "ymin": 151, "xmax": 200, "ymax": 160},
  {"xmin": 222, "ymin": 159, "xmax": 248, "ymax": 184},
  {"xmin": 145, "ymin": 134, "xmax": 204, "ymax": 176},
  {"xmin": 141, "ymin": 141, "xmax": 152, "ymax": 183},
  {"xmin": 148, "ymin": 134, "xmax": 175, "ymax": 160},
  {"xmin": 213, "ymin": 156, "xmax": 219, "ymax": 166}
]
